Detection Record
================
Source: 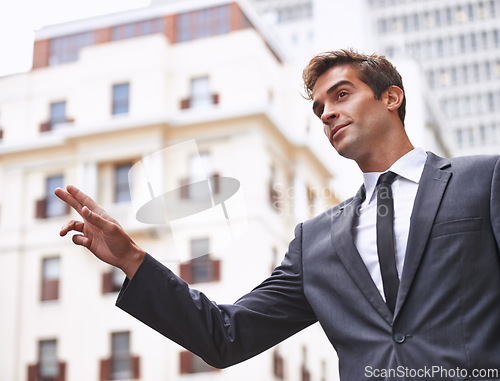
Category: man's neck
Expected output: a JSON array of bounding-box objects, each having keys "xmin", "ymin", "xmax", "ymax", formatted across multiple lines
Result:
[{"xmin": 357, "ymin": 143, "xmax": 415, "ymax": 173}]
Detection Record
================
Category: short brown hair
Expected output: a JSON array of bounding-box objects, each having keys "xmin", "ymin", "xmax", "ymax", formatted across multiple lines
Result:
[{"xmin": 302, "ymin": 49, "xmax": 406, "ymax": 125}]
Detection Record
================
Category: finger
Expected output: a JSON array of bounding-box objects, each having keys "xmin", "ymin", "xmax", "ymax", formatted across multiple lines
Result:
[
  {"xmin": 72, "ymin": 234, "xmax": 90, "ymax": 248},
  {"xmin": 54, "ymin": 187, "xmax": 84, "ymax": 215},
  {"xmin": 60, "ymin": 220, "xmax": 84, "ymax": 236},
  {"xmin": 66, "ymin": 185, "xmax": 101, "ymax": 212},
  {"xmin": 82, "ymin": 206, "xmax": 112, "ymax": 231}
]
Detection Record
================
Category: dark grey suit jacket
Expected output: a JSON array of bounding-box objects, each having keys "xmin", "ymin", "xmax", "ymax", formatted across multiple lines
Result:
[{"xmin": 117, "ymin": 152, "xmax": 500, "ymax": 380}]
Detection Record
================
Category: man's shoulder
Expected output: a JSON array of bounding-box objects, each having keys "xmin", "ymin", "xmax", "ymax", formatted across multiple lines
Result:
[
  {"xmin": 303, "ymin": 191, "xmax": 361, "ymax": 229},
  {"xmin": 426, "ymin": 151, "xmax": 500, "ymax": 170}
]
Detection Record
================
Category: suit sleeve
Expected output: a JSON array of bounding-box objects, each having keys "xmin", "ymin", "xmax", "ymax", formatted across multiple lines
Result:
[
  {"xmin": 491, "ymin": 156, "xmax": 500, "ymax": 252},
  {"xmin": 115, "ymin": 223, "xmax": 317, "ymax": 368}
]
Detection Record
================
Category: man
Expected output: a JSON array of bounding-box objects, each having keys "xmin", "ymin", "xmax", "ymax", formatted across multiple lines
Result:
[{"xmin": 56, "ymin": 50, "xmax": 500, "ymax": 380}]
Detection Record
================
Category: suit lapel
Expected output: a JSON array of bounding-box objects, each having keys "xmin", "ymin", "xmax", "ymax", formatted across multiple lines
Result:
[
  {"xmin": 330, "ymin": 186, "xmax": 394, "ymax": 325},
  {"xmin": 394, "ymin": 152, "xmax": 452, "ymax": 316}
]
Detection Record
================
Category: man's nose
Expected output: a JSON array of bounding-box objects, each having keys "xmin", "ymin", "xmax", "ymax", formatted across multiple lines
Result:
[{"xmin": 320, "ymin": 106, "xmax": 338, "ymax": 125}]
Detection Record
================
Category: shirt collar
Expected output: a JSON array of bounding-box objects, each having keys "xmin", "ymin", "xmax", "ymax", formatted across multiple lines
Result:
[{"xmin": 363, "ymin": 147, "xmax": 428, "ymax": 204}]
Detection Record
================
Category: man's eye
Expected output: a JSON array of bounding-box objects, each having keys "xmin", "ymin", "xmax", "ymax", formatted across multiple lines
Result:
[
  {"xmin": 338, "ymin": 91, "xmax": 348, "ymax": 99},
  {"xmin": 316, "ymin": 107, "xmax": 324, "ymax": 119}
]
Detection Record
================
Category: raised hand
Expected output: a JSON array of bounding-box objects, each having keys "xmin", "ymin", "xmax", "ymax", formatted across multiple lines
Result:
[{"xmin": 54, "ymin": 185, "xmax": 146, "ymax": 279}]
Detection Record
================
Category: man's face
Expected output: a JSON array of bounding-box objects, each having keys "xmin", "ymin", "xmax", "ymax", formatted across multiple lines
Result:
[{"xmin": 311, "ymin": 65, "xmax": 392, "ymax": 166}]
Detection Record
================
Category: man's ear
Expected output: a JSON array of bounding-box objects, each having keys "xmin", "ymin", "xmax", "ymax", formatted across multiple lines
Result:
[{"xmin": 385, "ymin": 86, "xmax": 404, "ymax": 111}]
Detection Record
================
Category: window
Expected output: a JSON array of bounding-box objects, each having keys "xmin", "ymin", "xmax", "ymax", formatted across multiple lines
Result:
[
  {"xmin": 456, "ymin": 128, "xmax": 464, "ymax": 148},
  {"xmin": 100, "ymin": 332, "xmax": 139, "ymax": 381},
  {"xmin": 111, "ymin": 332, "xmax": 132, "ymax": 379},
  {"xmin": 40, "ymin": 101, "xmax": 73, "ymax": 132},
  {"xmin": 36, "ymin": 175, "xmax": 67, "ymax": 219},
  {"xmin": 27, "ymin": 340, "xmax": 66, "ymax": 381},
  {"xmin": 176, "ymin": 5, "xmax": 234, "ymax": 43},
  {"xmin": 179, "ymin": 238, "xmax": 221, "ymax": 284},
  {"xmin": 180, "ymin": 152, "xmax": 220, "ymax": 199},
  {"xmin": 180, "ymin": 351, "xmax": 219, "ymax": 374},
  {"xmin": 180, "ymin": 77, "xmax": 219, "ymax": 110},
  {"xmin": 111, "ymin": 18, "xmax": 164, "ymax": 41},
  {"xmin": 114, "ymin": 163, "xmax": 132, "ymax": 203},
  {"xmin": 269, "ymin": 165, "xmax": 281, "ymax": 212},
  {"xmin": 49, "ymin": 31, "xmax": 94, "ymax": 65},
  {"xmin": 112, "ymin": 83, "xmax": 130, "ymax": 115},
  {"xmin": 41, "ymin": 257, "xmax": 60, "ymax": 302},
  {"xmin": 50, "ymin": 101, "xmax": 66, "ymax": 129},
  {"xmin": 102, "ymin": 267, "xmax": 124, "ymax": 294},
  {"xmin": 191, "ymin": 77, "xmax": 212, "ymax": 108},
  {"xmin": 39, "ymin": 340, "xmax": 58, "ymax": 381},
  {"xmin": 301, "ymin": 346, "xmax": 311, "ymax": 381}
]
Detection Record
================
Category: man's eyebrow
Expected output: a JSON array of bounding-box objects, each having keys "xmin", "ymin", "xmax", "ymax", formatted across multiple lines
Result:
[
  {"xmin": 326, "ymin": 80, "xmax": 354, "ymax": 96},
  {"xmin": 312, "ymin": 80, "xmax": 355, "ymax": 116}
]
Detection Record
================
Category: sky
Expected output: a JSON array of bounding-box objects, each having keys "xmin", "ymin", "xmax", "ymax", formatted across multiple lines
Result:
[{"xmin": 0, "ymin": 0, "xmax": 151, "ymax": 77}]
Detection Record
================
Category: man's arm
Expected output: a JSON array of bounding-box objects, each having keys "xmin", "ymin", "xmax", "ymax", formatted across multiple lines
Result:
[
  {"xmin": 116, "ymin": 225, "xmax": 316, "ymax": 368},
  {"xmin": 54, "ymin": 185, "xmax": 145, "ymax": 279},
  {"xmin": 55, "ymin": 185, "xmax": 317, "ymax": 367}
]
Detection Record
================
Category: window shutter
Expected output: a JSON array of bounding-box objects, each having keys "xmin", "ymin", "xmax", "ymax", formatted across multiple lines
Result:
[
  {"xmin": 180, "ymin": 177, "xmax": 190, "ymax": 199},
  {"xmin": 180, "ymin": 98, "xmax": 191, "ymax": 109},
  {"xmin": 40, "ymin": 121, "xmax": 51, "ymax": 132},
  {"xmin": 301, "ymin": 365, "xmax": 311, "ymax": 381},
  {"xmin": 35, "ymin": 198, "xmax": 47, "ymax": 219},
  {"xmin": 57, "ymin": 362, "xmax": 66, "ymax": 381},
  {"xmin": 212, "ymin": 259, "xmax": 221, "ymax": 282},
  {"xmin": 41, "ymin": 279, "xmax": 59, "ymax": 301},
  {"xmin": 180, "ymin": 263, "xmax": 192, "ymax": 284},
  {"xmin": 131, "ymin": 356, "xmax": 140, "ymax": 379},
  {"xmin": 273, "ymin": 351, "xmax": 284, "ymax": 379},
  {"xmin": 210, "ymin": 173, "xmax": 220, "ymax": 194},
  {"xmin": 102, "ymin": 272, "xmax": 113, "ymax": 294},
  {"xmin": 179, "ymin": 351, "xmax": 192, "ymax": 374},
  {"xmin": 100, "ymin": 358, "xmax": 111, "ymax": 381},
  {"xmin": 27, "ymin": 364, "xmax": 38, "ymax": 381}
]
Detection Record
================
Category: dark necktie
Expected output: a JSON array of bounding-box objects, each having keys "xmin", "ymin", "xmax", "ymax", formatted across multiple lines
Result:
[{"xmin": 376, "ymin": 171, "xmax": 399, "ymax": 313}]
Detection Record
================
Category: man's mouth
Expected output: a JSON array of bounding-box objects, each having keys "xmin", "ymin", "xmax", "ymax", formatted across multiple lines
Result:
[{"xmin": 330, "ymin": 123, "xmax": 350, "ymax": 141}]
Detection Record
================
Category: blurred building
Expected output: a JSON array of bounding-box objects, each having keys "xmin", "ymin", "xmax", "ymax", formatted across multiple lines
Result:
[
  {"xmin": 0, "ymin": 1, "xmax": 340, "ymax": 380},
  {"xmin": 371, "ymin": 0, "xmax": 500, "ymax": 156},
  {"xmin": 249, "ymin": 0, "xmax": 500, "ymax": 157}
]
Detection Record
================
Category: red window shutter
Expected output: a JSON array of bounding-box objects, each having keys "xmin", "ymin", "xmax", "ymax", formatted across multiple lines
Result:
[
  {"xmin": 27, "ymin": 364, "xmax": 38, "ymax": 381},
  {"xmin": 179, "ymin": 351, "xmax": 193, "ymax": 374},
  {"xmin": 212, "ymin": 259, "xmax": 221, "ymax": 282},
  {"xmin": 179, "ymin": 263, "xmax": 192, "ymax": 284},
  {"xmin": 35, "ymin": 198, "xmax": 47, "ymax": 219},
  {"xmin": 210, "ymin": 173, "xmax": 220, "ymax": 194},
  {"xmin": 131, "ymin": 356, "xmax": 140, "ymax": 379},
  {"xmin": 212, "ymin": 93, "xmax": 219, "ymax": 105},
  {"xmin": 102, "ymin": 272, "xmax": 113, "ymax": 294},
  {"xmin": 180, "ymin": 177, "xmax": 190, "ymax": 199},
  {"xmin": 273, "ymin": 351, "xmax": 284, "ymax": 379},
  {"xmin": 180, "ymin": 98, "xmax": 191, "ymax": 110},
  {"xmin": 301, "ymin": 365, "xmax": 311, "ymax": 381},
  {"xmin": 100, "ymin": 358, "xmax": 111, "ymax": 381},
  {"xmin": 57, "ymin": 362, "xmax": 66, "ymax": 381},
  {"xmin": 40, "ymin": 121, "xmax": 51, "ymax": 132},
  {"xmin": 41, "ymin": 279, "xmax": 59, "ymax": 301}
]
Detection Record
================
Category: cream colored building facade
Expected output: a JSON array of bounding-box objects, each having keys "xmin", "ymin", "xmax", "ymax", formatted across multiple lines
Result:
[{"xmin": 0, "ymin": 1, "xmax": 340, "ymax": 380}]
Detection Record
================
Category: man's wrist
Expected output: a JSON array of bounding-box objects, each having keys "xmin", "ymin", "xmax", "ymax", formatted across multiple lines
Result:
[{"xmin": 121, "ymin": 248, "xmax": 146, "ymax": 280}]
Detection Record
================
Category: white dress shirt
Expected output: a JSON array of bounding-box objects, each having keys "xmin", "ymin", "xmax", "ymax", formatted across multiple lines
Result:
[{"xmin": 353, "ymin": 148, "xmax": 428, "ymax": 301}]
